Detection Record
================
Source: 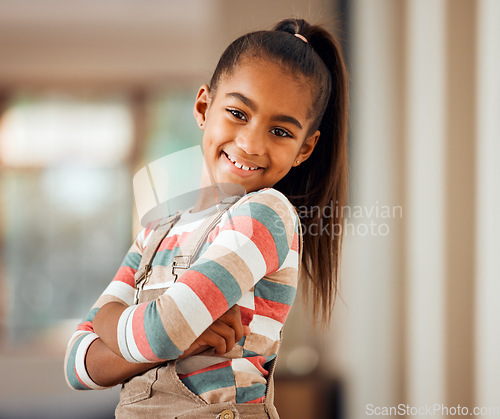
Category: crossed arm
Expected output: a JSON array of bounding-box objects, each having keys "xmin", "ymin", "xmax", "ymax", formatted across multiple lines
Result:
[
  {"xmin": 86, "ymin": 303, "xmax": 248, "ymax": 387},
  {"xmin": 67, "ymin": 189, "xmax": 297, "ymax": 390}
]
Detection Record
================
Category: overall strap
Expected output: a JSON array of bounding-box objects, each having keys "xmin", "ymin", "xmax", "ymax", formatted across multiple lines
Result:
[
  {"xmin": 134, "ymin": 213, "xmax": 181, "ymax": 304},
  {"xmin": 171, "ymin": 196, "xmax": 241, "ymax": 281}
]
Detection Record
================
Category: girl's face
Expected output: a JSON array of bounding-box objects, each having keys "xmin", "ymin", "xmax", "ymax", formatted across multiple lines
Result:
[{"xmin": 194, "ymin": 58, "xmax": 320, "ymax": 194}]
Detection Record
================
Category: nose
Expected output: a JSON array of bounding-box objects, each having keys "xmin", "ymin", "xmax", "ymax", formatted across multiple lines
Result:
[{"xmin": 234, "ymin": 126, "xmax": 266, "ymax": 156}]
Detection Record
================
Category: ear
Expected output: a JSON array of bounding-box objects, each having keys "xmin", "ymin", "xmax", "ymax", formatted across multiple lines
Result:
[
  {"xmin": 294, "ymin": 130, "xmax": 320, "ymax": 166},
  {"xmin": 193, "ymin": 84, "xmax": 211, "ymax": 129}
]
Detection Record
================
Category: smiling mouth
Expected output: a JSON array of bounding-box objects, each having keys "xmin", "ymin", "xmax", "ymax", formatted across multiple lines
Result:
[{"xmin": 223, "ymin": 151, "xmax": 263, "ymax": 171}]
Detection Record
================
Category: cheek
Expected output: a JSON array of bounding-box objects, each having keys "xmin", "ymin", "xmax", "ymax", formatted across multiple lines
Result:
[
  {"xmin": 204, "ymin": 119, "xmax": 229, "ymax": 149},
  {"xmin": 202, "ymin": 127, "xmax": 219, "ymax": 154},
  {"xmin": 272, "ymin": 147, "xmax": 299, "ymax": 171}
]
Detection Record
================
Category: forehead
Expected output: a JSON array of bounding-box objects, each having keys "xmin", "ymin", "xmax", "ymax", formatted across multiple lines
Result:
[{"xmin": 213, "ymin": 58, "xmax": 314, "ymax": 121}]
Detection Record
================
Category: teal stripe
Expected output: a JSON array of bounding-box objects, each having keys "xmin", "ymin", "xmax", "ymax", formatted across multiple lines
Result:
[
  {"xmin": 152, "ymin": 247, "xmax": 179, "ymax": 267},
  {"xmin": 254, "ymin": 278, "xmax": 296, "ymax": 305},
  {"xmin": 242, "ymin": 348, "xmax": 260, "ymax": 358},
  {"xmin": 66, "ymin": 334, "xmax": 91, "ymax": 390},
  {"xmin": 180, "ymin": 365, "xmax": 235, "ymax": 395},
  {"xmin": 143, "ymin": 301, "xmax": 182, "ymax": 360},
  {"xmin": 121, "ymin": 252, "xmax": 141, "ymax": 270},
  {"xmin": 235, "ymin": 383, "xmax": 267, "ymax": 403},
  {"xmin": 242, "ymin": 350, "xmax": 276, "ymax": 366},
  {"xmin": 230, "ymin": 201, "xmax": 290, "ymax": 268},
  {"xmin": 190, "ymin": 258, "xmax": 242, "ymax": 305},
  {"xmin": 81, "ymin": 307, "xmax": 99, "ymax": 324}
]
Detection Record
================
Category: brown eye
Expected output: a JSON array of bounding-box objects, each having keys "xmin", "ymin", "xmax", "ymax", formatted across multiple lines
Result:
[
  {"xmin": 271, "ymin": 128, "xmax": 292, "ymax": 138},
  {"xmin": 227, "ymin": 109, "xmax": 247, "ymax": 121}
]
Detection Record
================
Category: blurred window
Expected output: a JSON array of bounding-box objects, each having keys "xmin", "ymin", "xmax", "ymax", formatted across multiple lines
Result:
[{"xmin": 0, "ymin": 94, "xmax": 134, "ymax": 351}]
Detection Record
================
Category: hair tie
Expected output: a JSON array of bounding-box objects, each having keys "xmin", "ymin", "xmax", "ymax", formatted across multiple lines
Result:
[{"xmin": 294, "ymin": 33, "xmax": 308, "ymax": 44}]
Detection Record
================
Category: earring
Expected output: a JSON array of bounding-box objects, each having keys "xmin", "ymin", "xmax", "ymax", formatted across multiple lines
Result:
[{"xmin": 296, "ymin": 160, "xmax": 300, "ymax": 165}]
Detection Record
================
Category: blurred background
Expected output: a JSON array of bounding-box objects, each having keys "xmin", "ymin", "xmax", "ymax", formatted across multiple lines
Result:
[{"xmin": 0, "ymin": 0, "xmax": 498, "ymax": 418}]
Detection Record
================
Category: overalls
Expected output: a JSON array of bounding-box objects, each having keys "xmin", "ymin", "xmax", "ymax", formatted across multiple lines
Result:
[{"xmin": 115, "ymin": 199, "xmax": 282, "ymax": 418}]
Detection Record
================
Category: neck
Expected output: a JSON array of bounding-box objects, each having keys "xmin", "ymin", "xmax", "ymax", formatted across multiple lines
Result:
[
  {"xmin": 192, "ymin": 185, "xmax": 221, "ymax": 212},
  {"xmin": 192, "ymin": 164, "xmax": 245, "ymax": 212}
]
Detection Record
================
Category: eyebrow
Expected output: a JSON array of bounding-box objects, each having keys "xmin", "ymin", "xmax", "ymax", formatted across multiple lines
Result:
[{"xmin": 226, "ymin": 92, "xmax": 303, "ymax": 130}]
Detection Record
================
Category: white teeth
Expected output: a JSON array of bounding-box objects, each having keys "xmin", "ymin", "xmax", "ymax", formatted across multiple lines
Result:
[{"xmin": 225, "ymin": 152, "xmax": 259, "ymax": 171}]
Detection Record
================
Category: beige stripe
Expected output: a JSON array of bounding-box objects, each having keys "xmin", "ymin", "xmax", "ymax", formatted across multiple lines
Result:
[
  {"xmin": 243, "ymin": 333, "xmax": 280, "ymax": 357},
  {"xmin": 234, "ymin": 370, "xmax": 267, "ymax": 388},
  {"xmin": 200, "ymin": 244, "xmax": 255, "ymax": 293},
  {"xmin": 250, "ymin": 191, "xmax": 296, "ymax": 245},
  {"xmin": 263, "ymin": 267, "xmax": 299, "ymax": 288},
  {"xmin": 199, "ymin": 386, "xmax": 236, "ymax": 404},
  {"xmin": 223, "ymin": 345, "xmax": 244, "ymax": 358},
  {"xmin": 138, "ymin": 288, "xmax": 167, "ymax": 303},
  {"xmin": 157, "ymin": 294, "xmax": 197, "ymax": 351}
]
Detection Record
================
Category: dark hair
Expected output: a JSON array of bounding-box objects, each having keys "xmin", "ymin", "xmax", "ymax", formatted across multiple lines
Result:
[{"xmin": 209, "ymin": 18, "xmax": 349, "ymax": 326}]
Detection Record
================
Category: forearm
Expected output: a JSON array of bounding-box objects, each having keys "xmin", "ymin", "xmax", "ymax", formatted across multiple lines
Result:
[
  {"xmin": 92, "ymin": 301, "xmax": 127, "ymax": 357},
  {"xmin": 94, "ymin": 300, "xmax": 187, "ymax": 363},
  {"xmin": 85, "ymin": 337, "xmax": 163, "ymax": 387}
]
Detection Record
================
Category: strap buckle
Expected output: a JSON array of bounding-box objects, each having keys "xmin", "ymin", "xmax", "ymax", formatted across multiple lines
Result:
[
  {"xmin": 172, "ymin": 255, "xmax": 190, "ymax": 270},
  {"xmin": 134, "ymin": 263, "xmax": 152, "ymax": 304},
  {"xmin": 172, "ymin": 255, "xmax": 190, "ymax": 282}
]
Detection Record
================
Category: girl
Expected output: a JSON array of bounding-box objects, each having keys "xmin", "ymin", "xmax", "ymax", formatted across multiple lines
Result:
[{"xmin": 64, "ymin": 17, "xmax": 348, "ymax": 418}]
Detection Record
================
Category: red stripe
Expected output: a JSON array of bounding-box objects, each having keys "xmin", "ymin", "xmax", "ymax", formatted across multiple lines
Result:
[
  {"xmin": 74, "ymin": 367, "xmax": 90, "ymax": 389},
  {"xmin": 246, "ymin": 396, "xmax": 266, "ymax": 404},
  {"xmin": 245, "ymin": 356, "xmax": 269, "ymax": 378},
  {"xmin": 112, "ymin": 266, "xmax": 136, "ymax": 287},
  {"xmin": 77, "ymin": 321, "xmax": 94, "ymax": 333},
  {"xmin": 254, "ymin": 296, "xmax": 290, "ymax": 323},
  {"xmin": 132, "ymin": 304, "xmax": 163, "ymax": 362},
  {"xmin": 207, "ymin": 225, "xmax": 220, "ymax": 243},
  {"xmin": 179, "ymin": 270, "xmax": 228, "ymax": 320},
  {"xmin": 220, "ymin": 216, "xmax": 279, "ymax": 274},
  {"xmin": 143, "ymin": 227, "xmax": 154, "ymax": 239},
  {"xmin": 239, "ymin": 306, "xmax": 254, "ymax": 326},
  {"xmin": 157, "ymin": 230, "xmax": 201, "ymax": 252},
  {"xmin": 178, "ymin": 360, "xmax": 232, "ymax": 379}
]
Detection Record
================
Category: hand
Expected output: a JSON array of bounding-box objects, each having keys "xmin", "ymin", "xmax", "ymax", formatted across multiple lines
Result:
[{"xmin": 179, "ymin": 304, "xmax": 250, "ymax": 358}]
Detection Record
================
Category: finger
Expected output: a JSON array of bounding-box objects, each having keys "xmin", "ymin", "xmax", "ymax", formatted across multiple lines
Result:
[
  {"xmin": 199, "ymin": 328, "xmax": 228, "ymax": 356},
  {"xmin": 218, "ymin": 305, "xmax": 244, "ymax": 343},
  {"xmin": 179, "ymin": 343, "xmax": 211, "ymax": 359},
  {"xmin": 209, "ymin": 320, "xmax": 237, "ymax": 353}
]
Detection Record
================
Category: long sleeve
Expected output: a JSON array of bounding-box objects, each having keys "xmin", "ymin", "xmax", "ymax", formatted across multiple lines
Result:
[
  {"xmin": 64, "ymin": 229, "xmax": 149, "ymax": 390},
  {"xmin": 116, "ymin": 188, "xmax": 299, "ymax": 364}
]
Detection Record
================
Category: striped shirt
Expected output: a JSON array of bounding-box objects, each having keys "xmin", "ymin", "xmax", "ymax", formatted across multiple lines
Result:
[{"xmin": 64, "ymin": 187, "xmax": 300, "ymax": 404}]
